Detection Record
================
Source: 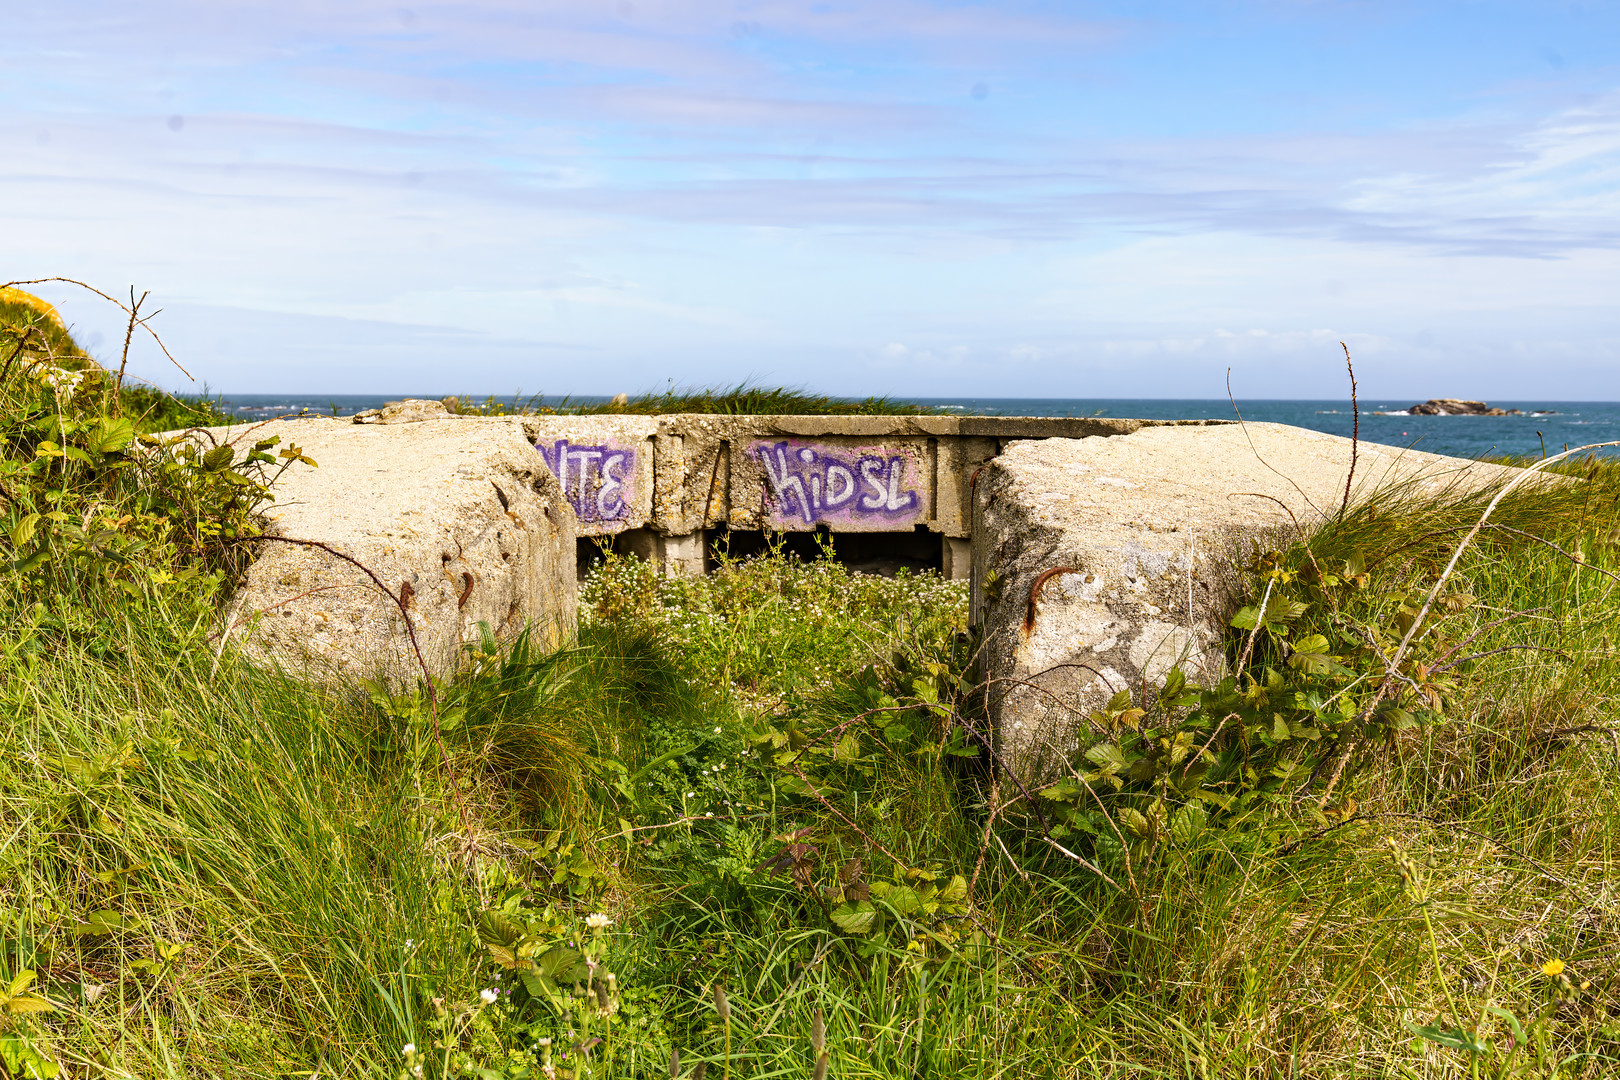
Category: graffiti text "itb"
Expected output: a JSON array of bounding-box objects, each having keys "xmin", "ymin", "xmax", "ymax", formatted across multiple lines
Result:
[{"xmin": 536, "ymin": 439, "xmax": 635, "ymax": 523}]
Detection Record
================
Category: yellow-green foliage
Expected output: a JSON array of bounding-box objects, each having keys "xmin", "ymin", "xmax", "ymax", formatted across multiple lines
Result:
[{"xmin": 0, "ymin": 287, "xmax": 97, "ymax": 375}]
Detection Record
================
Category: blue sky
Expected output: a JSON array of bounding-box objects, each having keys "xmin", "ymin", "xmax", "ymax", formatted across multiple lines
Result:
[{"xmin": 4, "ymin": 1, "xmax": 1618, "ymax": 399}]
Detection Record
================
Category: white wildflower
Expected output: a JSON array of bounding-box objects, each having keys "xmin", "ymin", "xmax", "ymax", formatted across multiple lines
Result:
[
  {"xmin": 586, "ymin": 913, "xmax": 613, "ymax": 929},
  {"xmin": 480, "ymin": 988, "xmax": 498, "ymax": 1004}
]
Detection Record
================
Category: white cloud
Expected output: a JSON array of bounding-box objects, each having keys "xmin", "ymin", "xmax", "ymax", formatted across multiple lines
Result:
[{"xmin": 2, "ymin": 1, "xmax": 1617, "ymax": 396}]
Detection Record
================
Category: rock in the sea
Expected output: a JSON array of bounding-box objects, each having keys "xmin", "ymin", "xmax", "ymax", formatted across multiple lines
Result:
[
  {"xmin": 971, "ymin": 422, "xmax": 1522, "ymax": 781},
  {"xmin": 206, "ymin": 415, "xmax": 576, "ymax": 685},
  {"xmin": 1407, "ymin": 399, "xmax": 1522, "ymax": 416}
]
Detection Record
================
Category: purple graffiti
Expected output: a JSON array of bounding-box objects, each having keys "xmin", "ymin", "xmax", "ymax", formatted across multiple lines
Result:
[
  {"xmin": 536, "ymin": 439, "xmax": 635, "ymax": 522},
  {"xmin": 754, "ymin": 441, "xmax": 919, "ymax": 525}
]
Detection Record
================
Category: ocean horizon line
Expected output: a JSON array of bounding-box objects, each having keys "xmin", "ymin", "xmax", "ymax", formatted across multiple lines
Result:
[{"xmin": 203, "ymin": 394, "xmax": 1620, "ymax": 461}]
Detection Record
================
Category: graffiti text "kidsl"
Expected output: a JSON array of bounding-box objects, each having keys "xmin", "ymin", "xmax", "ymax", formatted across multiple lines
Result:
[
  {"xmin": 754, "ymin": 441, "xmax": 919, "ymax": 525},
  {"xmin": 536, "ymin": 439, "xmax": 635, "ymax": 523}
]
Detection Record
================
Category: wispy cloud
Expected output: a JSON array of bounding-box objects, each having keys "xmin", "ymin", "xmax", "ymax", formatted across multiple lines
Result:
[{"xmin": 2, "ymin": 0, "xmax": 1617, "ymax": 395}]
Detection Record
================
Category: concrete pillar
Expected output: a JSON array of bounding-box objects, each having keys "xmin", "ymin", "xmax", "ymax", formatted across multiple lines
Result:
[
  {"xmin": 616, "ymin": 527, "xmax": 707, "ymax": 575},
  {"xmin": 659, "ymin": 531, "xmax": 707, "ymax": 576},
  {"xmin": 615, "ymin": 528, "xmax": 661, "ymax": 565},
  {"xmin": 943, "ymin": 536, "xmax": 972, "ymax": 581}
]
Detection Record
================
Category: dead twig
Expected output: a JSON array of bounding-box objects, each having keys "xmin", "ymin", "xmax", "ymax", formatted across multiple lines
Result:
[
  {"xmin": 3, "ymin": 277, "xmax": 193, "ymax": 382},
  {"xmin": 979, "ymin": 666, "xmax": 1125, "ymax": 740},
  {"xmin": 1039, "ymin": 835, "xmax": 1123, "ymax": 891},
  {"xmin": 1226, "ymin": 367, "xmax": 1324, "ymax": 519},
  {"xmin": 992, "ymin": 829, "xmax": 1029, "ymax": 883},
  {"xmin": 1275, "ymin": 811, "xmax": 1595, "ymax": 905},
  {"xmin": 1229, "ymin": 490, "xmax": 1338, "ymax": 616},
  {"xmin": 1429, "ymin": 643, "xmax": 1569, "ymax": 673},
  {"xmin": 114, "ymin": 288, "xmax": 151, "ymax": 414},
  {"xmin": 1433, "ymin": 605, "xmax": 1555, "ymax": 664},
  {"xmin": 226, "ymin": 535, "xmax": 436, "ymax": 700},
  {"xmin": 1341, "ymin": 341, "xmax": 1359, "ymax": 516},
  {"xmin": 1313, "ymin": 440, "xmax": 1620, "ymax": 808},
  {"xmin": 1077, "ymin": 773, "xmax": 1140, "ymax": 900},
  {"xmin": 967, "ymin": 773, "xmax": 1002, "ymax": 902},
  {"xmin": 1180, "ymin": 712, "xmax": 1236, "ymax": 780},
  {"xmin": 222, "ymin": 534, "xmax": 473, "ymax": 840},
  {"xmin": 784, "ymin": 758, "xmax": 906, "ymax": 867}
]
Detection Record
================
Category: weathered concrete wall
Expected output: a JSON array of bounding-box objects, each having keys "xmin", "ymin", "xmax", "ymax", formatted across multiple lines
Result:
[
  {"xmin": 971, "ymin": 422, "xmax": 1521, "ymax": 781},
  {"xmin": 522, "ymin": 414, "xmax": 1229, "ymax": 541},
  {"xmin": 526, "ymin": 415, "xmax": 661, "ymax": 537},
  {"xmin": 206, "ymin": 413, "xmax": 576, "ymax": 685}
]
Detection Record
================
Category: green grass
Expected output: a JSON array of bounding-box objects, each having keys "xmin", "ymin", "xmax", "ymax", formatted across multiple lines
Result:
[
  {"xmin": 445, "ymin": 382, "xmax": 936, "ymax": 417},
  {"xmin": 4, "ymin": 293, "xmax": 1617, "ymax": 1076},
  {"xmin": 8, "ymin": 486, "xmax": 1616, "ymax": 1076}
]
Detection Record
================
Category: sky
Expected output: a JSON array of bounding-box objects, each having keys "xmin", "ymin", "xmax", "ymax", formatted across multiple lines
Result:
[{"xmin": 3, "ymin": 1, "xmax": 1618, "ymax": 400}]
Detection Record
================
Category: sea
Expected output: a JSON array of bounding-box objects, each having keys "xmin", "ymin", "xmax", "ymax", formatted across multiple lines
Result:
[{"xmin": 214, "ymin": 394, "xmax": 1620, "ymax": 462}]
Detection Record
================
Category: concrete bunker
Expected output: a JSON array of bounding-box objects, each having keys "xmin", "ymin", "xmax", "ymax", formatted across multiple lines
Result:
[
  {"xmin": 520, "ymin": 412, "xmax": 1231, "ymax": 580},
  {"xmin": 209, "ymin": 403, "xmax": 1522, "ymax": 790},
  {"xmin": 968, "ymin": 423, "xmax": 1523, "ymax": 781}
]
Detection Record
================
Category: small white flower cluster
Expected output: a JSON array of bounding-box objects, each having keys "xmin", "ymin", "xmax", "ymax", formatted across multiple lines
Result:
[{"xmin": 581, "ymin": 548, "xmax": 969, "ymax": 708}]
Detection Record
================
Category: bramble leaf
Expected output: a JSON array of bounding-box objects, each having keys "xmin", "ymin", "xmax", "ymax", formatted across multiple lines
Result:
[{"xmin": 830, "ymin": 901, "xmax": 878, "ymax": 935}]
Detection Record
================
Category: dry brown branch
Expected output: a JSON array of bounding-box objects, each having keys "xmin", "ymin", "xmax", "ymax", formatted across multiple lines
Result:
[
  {"xmin": 220, "ymin": 534, "xmax": 474, "ymax": 844},
  {"xmin": 1433, "ymin": 605, "xmax": 1555, "ymax": 664},
  {"xmin": 1039, "ymin": 835, "xmax": 1123, "ymax": 891},
  {"xmin": 1076, "ymin": 771, "xmax": 1140, "ymax": 899},
  {"xmin": 114, "ymin": 287, "xmax": 151, "ymax": 413},
  {"xmin": 1226, "ymin": 366, "xmax": 1325, "ymax": 519},
  {"xmin": 967, "ymin": 773, "xmax": 1002, "ymax": 902},
  {"xmin": 0, "ymin": 324, "xmax": 41, "ymax": 386},
  {"xmin": 1341, "ymin": 341, "xmax": 1359, "ymax": 516},
  {"xmin": 226, "ymin": 534, "xmax": 436, "ymax": 705},
  {"xmin": 1275, "ymin": 811, "xmax": 1595, "ymax": 904},
  {"xmin": 783, "ymin": 758, "xmax": 906, "ymax": 866},
  {"xmin": 1229, "ymin": 490, "xmax": 1338, "ymax": 615},
  {"xmin": 3, "ymin": 277, "xmax": 194, "ymax": 381},
  {"xmin": 1429, "ymin": 643, "xmax": 1569, "ymax": 673},
  {"xmin": 1181, "ymin": 711, "xmax": 1236, "ymax": 781}
]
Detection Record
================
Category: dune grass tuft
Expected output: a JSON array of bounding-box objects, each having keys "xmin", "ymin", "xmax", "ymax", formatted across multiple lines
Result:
[{"xmin": 445, "ymin": 382, "xmax": 935, "ymax": 417}]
